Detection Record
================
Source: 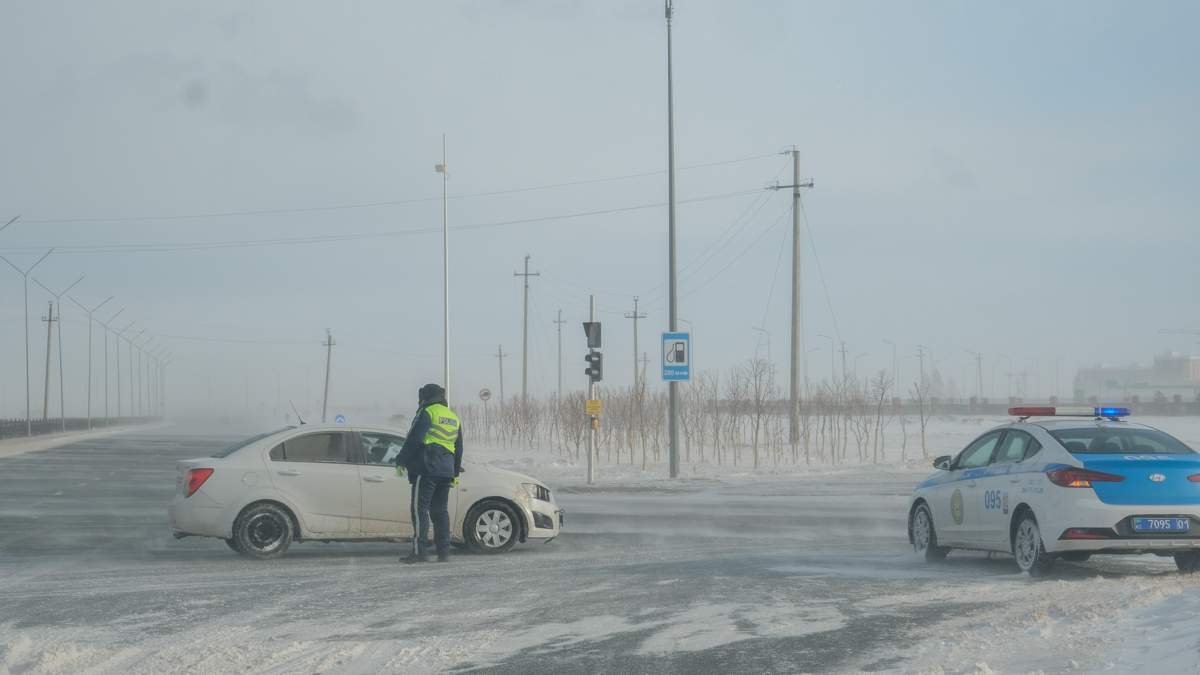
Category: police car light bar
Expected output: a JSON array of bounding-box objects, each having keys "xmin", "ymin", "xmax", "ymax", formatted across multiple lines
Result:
[{"xmin": 1008, "ymin": 406, "xmax": 1131, "ymax": 418}]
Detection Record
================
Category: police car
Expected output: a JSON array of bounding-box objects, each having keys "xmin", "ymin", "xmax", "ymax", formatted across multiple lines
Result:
[{"xmin": 908, "ymin": 407, "xmax": 1200, "ymax": 576}]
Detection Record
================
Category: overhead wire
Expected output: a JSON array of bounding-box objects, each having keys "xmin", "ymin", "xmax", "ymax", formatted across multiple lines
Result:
[
  {"xmin": 21, "ymin": 152, "xmax": 779, "ymax": 226},
  {"xmin": 0, "ymin": 189, "xmax": 761, "ymax": 255}
]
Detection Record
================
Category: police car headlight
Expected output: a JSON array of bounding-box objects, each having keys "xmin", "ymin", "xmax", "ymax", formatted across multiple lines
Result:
[{"xmin": 523, "ymin": 483, "xmax": 551, "ymax": 502}]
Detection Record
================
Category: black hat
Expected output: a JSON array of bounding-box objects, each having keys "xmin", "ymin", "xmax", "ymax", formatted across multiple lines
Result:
[{"xmin": 418, "ymin": 383, "xmax": 446, "ymax": 406}]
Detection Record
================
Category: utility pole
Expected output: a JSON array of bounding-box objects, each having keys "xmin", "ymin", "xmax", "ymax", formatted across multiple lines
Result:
[
  {"xmin": 665, "ymin": 0, "xmax": 680, "ymax": 479},
  {"xmin": 33, "ymin": 275, "xmax": 83, "ymax": 430},
  {"xmin": 69, "ymin": 295, "xmax": 113, "ymax": 430},
  {"xmin": 916, "ymin": 345, "xmax": 928, "ymax": 387},
  {"xmin": 554, "ymin": 310, "xmax": 566, "ymax": 402},
  {"xmin": 321, "ymin": 329, "xmax": 334, "ymax": 423},
  {"xmin": 0, "ymin": 248, "xmax": 53, "ymax": 435},
  {"xmin": 768, "ymin": 147, "xmax": 814, "ymax": 448},
  {"xmin": 495, "ymin": 345, "xmax": 507, "ymax": 408},
  {"xmin": 624, "ymin": 297, "xmax": 646, "ymax": 390},
  {"xmin": 41, "ymin": 302, "xmax": 56, "ymax": 420},
  {"xmin": 839, "ymin": 341, "xmax": 849, "ymax": 385},
  {"xmin": 513, "ymin": 254, "xmax": 540, "ymax": 403},
  {"xmin": 436, "ymin": 136, "xmax": 450, "ymax": 398}
]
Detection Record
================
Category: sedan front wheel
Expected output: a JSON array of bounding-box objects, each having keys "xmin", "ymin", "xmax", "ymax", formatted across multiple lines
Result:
[{"xmin": 465, "ymin": 501, "xmax": 519, "ymax": 554}]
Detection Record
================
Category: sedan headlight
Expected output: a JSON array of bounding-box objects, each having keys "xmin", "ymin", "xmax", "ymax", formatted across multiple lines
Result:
[{"xmin": 523, "ymin": 483, "xmax": 551, "ymax": 502}]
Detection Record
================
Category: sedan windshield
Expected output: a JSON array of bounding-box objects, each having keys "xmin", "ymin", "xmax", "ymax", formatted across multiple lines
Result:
[
  {"xmin": 211, "ymin": 428, "xmax": 294, "ymax": 458},
  {"xmin": 1049, "ymin": 427, "xmax": 1195, "ymax": 455}
]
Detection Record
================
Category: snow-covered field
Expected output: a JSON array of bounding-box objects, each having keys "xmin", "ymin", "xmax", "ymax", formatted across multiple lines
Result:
[{"xmin": 2, "ymin": 416, "xmax": 1200, "ymax": 673}]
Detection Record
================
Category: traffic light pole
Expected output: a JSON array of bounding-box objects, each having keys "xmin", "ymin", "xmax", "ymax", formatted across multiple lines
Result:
[{"xmin": 586, "ymin": 295, "xmax": 596, "ymax": 485}]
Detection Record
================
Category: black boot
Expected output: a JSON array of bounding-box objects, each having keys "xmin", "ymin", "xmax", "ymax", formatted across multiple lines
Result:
[{"xmin": 437, "ymin": 553, "xmax": 450, "ymax": 562}]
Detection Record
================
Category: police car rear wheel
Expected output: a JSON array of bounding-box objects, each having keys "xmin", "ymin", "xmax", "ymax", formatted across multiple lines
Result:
[
  {"xmin": 1013, "ymin": 514, "xmax": 1055, "ymax": 577},
  {"xmin": 912, "ymin": 503, "xmax": 949, "ymax": 561},
  {"xmin": 1174, "ymin": 551, "xmax": 1200, "ymax": 573},
  {"xmin": 465, "ymin": 501, "xmax": 518, "ymax": 554}
]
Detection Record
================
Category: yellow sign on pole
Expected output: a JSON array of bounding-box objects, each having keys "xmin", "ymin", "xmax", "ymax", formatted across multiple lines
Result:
[{"xmin": 585, "ymin": 399, "xmax": 603, "ymax": 416}]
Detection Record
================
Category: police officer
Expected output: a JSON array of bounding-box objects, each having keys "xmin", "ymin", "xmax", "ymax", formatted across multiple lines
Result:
[{"xmin": 396, "ymin": 383, "xmax": 463, "ymax": 563}]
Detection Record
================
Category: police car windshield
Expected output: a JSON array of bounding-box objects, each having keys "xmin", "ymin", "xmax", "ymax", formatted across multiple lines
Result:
[
  {"xmin": 1049, "ymin": 427, "xmax": 1195, "ymax": 455},
  {"xmin": 211, "ymin": 428, "xmax": 294, "ymax": 458}
]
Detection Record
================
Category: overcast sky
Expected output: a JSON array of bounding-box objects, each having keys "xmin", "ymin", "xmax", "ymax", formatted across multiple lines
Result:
[{"xmin": 1, "ymin": 0, "xmax": 1197, "ymax": 419}]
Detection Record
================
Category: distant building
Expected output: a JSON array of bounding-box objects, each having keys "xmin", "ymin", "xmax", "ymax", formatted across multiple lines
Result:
[{"xmin": 1074, "ymin": 353, "xmax": 1200, "ymax": 403}]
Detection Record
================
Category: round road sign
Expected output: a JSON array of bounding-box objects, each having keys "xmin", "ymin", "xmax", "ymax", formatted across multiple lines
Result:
[{"xmin": 479, "ymin": 388, "xmax": 492, "ymax": 402}]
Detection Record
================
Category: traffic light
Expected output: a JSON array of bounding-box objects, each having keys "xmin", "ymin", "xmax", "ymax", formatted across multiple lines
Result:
[{"xmin": 584, "ymin": 350, "xmax": 603, "ymax": 383}]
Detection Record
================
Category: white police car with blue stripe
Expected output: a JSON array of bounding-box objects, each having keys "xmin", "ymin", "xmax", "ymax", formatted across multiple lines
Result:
[{"xmin": 908, "ymin": 407, "xmax": 1200, "ymax": 576}]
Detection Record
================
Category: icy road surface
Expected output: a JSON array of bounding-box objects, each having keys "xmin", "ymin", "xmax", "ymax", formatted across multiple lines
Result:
[{"xmin": 2, "ymin": 428, "xmax": 1200, "ymax": 674}]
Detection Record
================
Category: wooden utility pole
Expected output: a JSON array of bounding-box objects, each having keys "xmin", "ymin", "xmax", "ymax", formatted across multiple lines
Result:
[
  {"xmin": 553, "ymin": 310, "xmax": 566, "ymax": 402},
  {"xmin": 624, "ymin": 297, "xmax": 646, "ymax": 390},
  {"xmin": 321, "ymin": 329, "xmax": 335, "ymax": 423},
  {"xmin": 513, "ymin": 255, "xmax": 540, "ymax": 403},
  {"xmin": 495, "ymin": 345, "xmax": 507, "ymax": 409}
]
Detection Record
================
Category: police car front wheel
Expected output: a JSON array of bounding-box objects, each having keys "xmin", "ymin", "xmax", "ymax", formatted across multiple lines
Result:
[{"xmin": 911, "ymin": 503, "xmax": 948, "ymax": 561}]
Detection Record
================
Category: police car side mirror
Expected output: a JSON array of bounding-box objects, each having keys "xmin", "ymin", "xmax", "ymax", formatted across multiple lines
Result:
[{"xmin": 933, "ymin": 455, "xmax": 952, "ymax": 471}]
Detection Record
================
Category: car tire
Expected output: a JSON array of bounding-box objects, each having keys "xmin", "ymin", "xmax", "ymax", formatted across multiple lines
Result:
[
  {"xmin": 1174, "ymin": 551, "xmax": 1200, "ymax": 573},
  {"xmin": 1013, "ymin": 512, "xmax": 1055, "ymax": 577},
  {"xmin": 464, "ymin": 501, "xmax": 519, "ymax": 554},
  {"xmin": 224, "ymin": 537, "xmax": 244, "ymax": 554},
  {"xmin": 911, "ymin": 503, "xmax": 949, "ymax": 561},
  {"xmin": 1059, "ymin": 552, "xmax": 1091, "ymax": 563},
  {"xmin": 232, "ymin": 503, "xmax": 294, "ymax": 560}
]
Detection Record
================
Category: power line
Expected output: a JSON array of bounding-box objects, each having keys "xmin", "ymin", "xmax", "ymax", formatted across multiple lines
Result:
[
  {"xmin": 0, "ymin": 189, "xmax": 761, "ymax": 255},
  {"xmin": 21, "ymin": 153, "xmax": 778, "ymax": 226},
  {"xmin": 799, "ymin": 195, "xmax": 842, "ymax": 343}
]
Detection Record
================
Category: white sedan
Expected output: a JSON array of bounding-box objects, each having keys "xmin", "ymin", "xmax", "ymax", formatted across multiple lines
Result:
[
  {"xmin": 168, "ymin": 424, "xmax": 562, "ymax": 558},
  {"xmin": 908, "ymin": 407, "xmax": 1200, "ymax": 576}
]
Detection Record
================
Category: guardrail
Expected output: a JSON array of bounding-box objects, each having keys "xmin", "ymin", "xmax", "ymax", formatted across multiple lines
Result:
[{"xmin": 0, "ymin": 417, "xmax": 161, "ymax": 441}]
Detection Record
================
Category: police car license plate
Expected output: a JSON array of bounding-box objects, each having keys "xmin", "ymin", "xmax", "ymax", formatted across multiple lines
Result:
[{"xmin": 1132, "ymin": 517, "xmax": 1190, "ymax": 533}]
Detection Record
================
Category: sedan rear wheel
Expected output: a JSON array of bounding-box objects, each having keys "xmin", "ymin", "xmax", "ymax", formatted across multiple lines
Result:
[
  {"xmin": 1174, "ymin": 551, "xmax": 1200, "ymax": 573},
  {"xmin": 1013, "ymin": 513, "xmax": 1055, "ymax": 577},
  {"xmin": 465, "ymin": 501, "xmax": 519, "ymax": 554},
  {"xmin": 911, "ymin": 503, "xmax": 949, "ymax": 561},
  {"xmin": 232, "ymin": 503, "xmax": 294, "ymax": 560}
]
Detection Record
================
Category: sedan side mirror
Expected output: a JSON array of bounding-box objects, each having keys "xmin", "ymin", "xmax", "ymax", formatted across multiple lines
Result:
[{"xmin": 933, "ymin": 455, "xmax": 952, "ymax": 471}]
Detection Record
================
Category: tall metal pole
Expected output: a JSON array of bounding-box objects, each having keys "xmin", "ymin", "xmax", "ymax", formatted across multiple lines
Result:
[
  {"xmin": 625, "ymin": 297, "xmax": 646, "ymax": 390},
  {"xmin": 102, "ymin": 308, "xmax": 123, "ymax": 425},
  {"xmin": 437, "ymin": 134, "xmax": 450, "ymax": 398},
  {"xmin": 666, "ymin": 0, "xmax": 680, "ymax": 479},
  {"xmin": 1, "ymin": 248, "xmax": 53, "ymax": 435},
  {"xmin": 514, "ymin": 254, "xmax": 539, "ymax": 403},
  {"xmin": 33, "ymin": 275, "xmax": 84, "ymax": 431},
  {"xmin": 321, "ymin": 329, "xmax": 334, "ymax": 423},
  {"xmin": 69, "ymin": 295, "xmax": 112, "ymax": 430},
  {"xmin": 128, "ymin": 329, "xmax": 143, "ymax": 417},
  {"xmin": 587, "ymin": 295, "xmax": 596, "ymax": 485},
  {"xmin": 554, "ymin": 310, "xmax": 566, "ymax": 403}
]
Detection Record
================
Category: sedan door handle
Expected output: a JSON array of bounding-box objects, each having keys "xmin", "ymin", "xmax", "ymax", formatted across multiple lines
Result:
[
  {"xmin": 277, "ymin": 469, "xmax": 302, "ymax": 477},
  {"xmin": 363, "ymin": 475, "xmax": 385, "ymax": 483}
]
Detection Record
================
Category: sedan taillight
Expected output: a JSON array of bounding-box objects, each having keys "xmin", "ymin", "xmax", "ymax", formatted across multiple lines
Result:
[
  {"xmin": 186, "ymin": 468, "xmax": 214, "ymax": 497},
  {"xmin": 1188, "ymin": 474, "xmax": 1200, "ymax": 483},
  {"xmin": 1046, "ymin": 467, "xmax": 1124, "ymax": 488}
]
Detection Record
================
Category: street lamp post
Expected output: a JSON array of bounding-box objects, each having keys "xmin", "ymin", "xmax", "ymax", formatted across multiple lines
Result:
[
  {"xmin": 0, "ymin": 248, "xmax": 54, "ymax": 435},
  {"xmin": 68, "ymin": 295, "xmax": 113, "ymax": 430}
]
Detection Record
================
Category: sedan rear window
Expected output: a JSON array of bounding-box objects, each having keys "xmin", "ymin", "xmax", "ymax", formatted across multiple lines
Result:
[
  {"xmin": 1049, "ymin": 427, "xmax": 1195, "ymax": 455},
  {"xmin": 211, "ymin": 428, "xmax": 294, "ymax": 458}
]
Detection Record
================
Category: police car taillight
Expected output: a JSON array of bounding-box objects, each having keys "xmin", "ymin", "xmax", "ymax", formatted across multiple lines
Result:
[
  {"xmin": 1008, "ymin": 406, "xmax": 1131, "ymax": 418},
  {"xmin": 1046, "ymin": 467, "xmax": 1125, "ymax": 488},
  {"xmin": 186, "ymin": 468, "xmax": 213, "ymax": 497}
]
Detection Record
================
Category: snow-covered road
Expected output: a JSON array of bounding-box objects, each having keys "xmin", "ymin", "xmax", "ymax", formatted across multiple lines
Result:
[{"xmin": 2, "ymin": 427, "xmax": 1199, "ymax": 674}]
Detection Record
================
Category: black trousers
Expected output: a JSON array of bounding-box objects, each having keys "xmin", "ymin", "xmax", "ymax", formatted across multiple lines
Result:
[{"xmin": 410, "ymin": 474, "xmax": 452, "ymax": 557}]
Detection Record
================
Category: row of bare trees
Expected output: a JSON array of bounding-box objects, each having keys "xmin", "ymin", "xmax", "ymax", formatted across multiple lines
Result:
[{"xmin": 456, "ymin": 359, "xmax": 944, "ymax": 469}]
